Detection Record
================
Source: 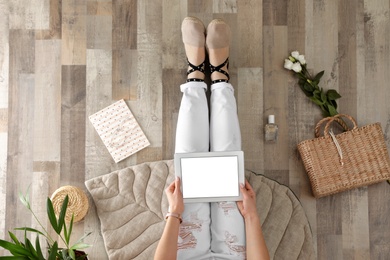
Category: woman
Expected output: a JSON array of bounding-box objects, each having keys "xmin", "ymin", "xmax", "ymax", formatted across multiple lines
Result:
[{"xmin": 154, "ymin": 17, "xmax": 269, "ymax": 260}]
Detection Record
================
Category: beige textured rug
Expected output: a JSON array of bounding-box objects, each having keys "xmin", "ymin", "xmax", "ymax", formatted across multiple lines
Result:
[{"xmin": 85, "ymin": 160, "xmax": 315, "ymax": 259}]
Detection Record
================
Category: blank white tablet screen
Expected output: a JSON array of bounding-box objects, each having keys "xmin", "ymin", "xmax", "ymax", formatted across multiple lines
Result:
[{"xmin": 180, "ymin": 156, "xmax": 239, "ymax": 198}]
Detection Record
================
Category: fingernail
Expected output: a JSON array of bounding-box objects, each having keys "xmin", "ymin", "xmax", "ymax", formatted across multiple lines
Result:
[{"xmin": 240, "ymin": 183, "xmax": 244, "ymax": 188}]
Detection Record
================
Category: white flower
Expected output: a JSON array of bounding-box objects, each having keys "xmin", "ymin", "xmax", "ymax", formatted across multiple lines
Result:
[
  {"xmin": 297, "ymin": 54, "xmax": 306, "ymax": 65},
  {"xmin": 291, "ymin": 51, "xmax": 300, "ymax": 59},
  {"xmin": 284, "ymin": 59, "xmax": 294, "ymax": 70},
  {"xmin": 292, "ymin": 62, "xmax": 302, "ymax": 73}
]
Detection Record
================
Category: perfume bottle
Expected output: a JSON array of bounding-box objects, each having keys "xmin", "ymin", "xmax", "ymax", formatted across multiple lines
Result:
[{"xmin": 265, "ymin": 115, "xmax": 278, "ymax": 143}]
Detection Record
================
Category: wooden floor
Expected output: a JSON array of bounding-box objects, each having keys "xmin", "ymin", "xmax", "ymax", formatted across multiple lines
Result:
[{"xmin": 1, "ymin": 0, "xmax": 390, "ymax": 259}]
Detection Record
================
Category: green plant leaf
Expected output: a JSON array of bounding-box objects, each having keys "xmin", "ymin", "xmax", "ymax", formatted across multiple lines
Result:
[
  {"xmin": 298, "ymin": 84, "xmax": 312, "ymax": 97},
  {"xmin": 330, "ymin": 99, "xmax": 338, "ymax": 109},
  {"xmin": 8, "ymin": 232, "xmax": 21, "ymax": 246},
  {"xmin": 0, "ymin": 256, "xmax": 30, "ymax": 259},
  {"xmin": 24, "ymin": 238, "xmax": 38, "ymax": 259},
  {"xmin": 310, "ymin": 96, "xmax": 324, "ymax": 106},
  {"xmin": 322, "ymin": 110, "xmax": 331, "ymax": 117},
  {"xmin": 14, "ymin": 228, "xmax": 45, "ymax": 237},
  {"xmin": 57, "ymin": 195, "xmax": 69, "ymax": 236},
  {"xmin": 70, "ymin": 243, "xmax": 91, "ymax": 251},
  {"xmin": 314, "ymin": 70, "xmax": 325, "ymax": 81},
  {"xmin": 64, "ymin": 215, "xmax": 74, "ymax": 246},
  {"xmin": 48, "ymin": 241, "xmax": 58, "ymax": 260},
  {"xmin": 47, "ymin": 198, "xmax": 59, "ymax": 234},
  {"xmin": 0, "ymin": 239, "xmax": 32, "ymax": 257},
  {"xmin": 35, "ymin": 237, "xmax": 45, "ymax": 260},
  {"xmin": 73, "ymin": 232, "xmax": 92, "ymax": 247},
  {"xmin": 327, "ymin": 103, "xmax": 338, "ymax": 116},
  {"xmin": 326, "ymin": 89, "xmax": 342, "ymax": 100},
  {"xmin": 18, "ymin": 186, "xmax": 31, "ymax": 211},
  {"xmin": 320, "ymin": 91, "xmax": 327, "ymax": 103},
  {"xmin": 303, "ymin": 82, "xmax": 314, "ymax": 92},
  {"xmin": 69, "ymin": 249, "xmax": 76, "ymax": 260}
]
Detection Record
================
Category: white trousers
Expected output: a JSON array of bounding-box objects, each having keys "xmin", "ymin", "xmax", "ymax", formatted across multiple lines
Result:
[{"xmin": 175, "ymin": 82, "xmax": 246, "ymax": 260}]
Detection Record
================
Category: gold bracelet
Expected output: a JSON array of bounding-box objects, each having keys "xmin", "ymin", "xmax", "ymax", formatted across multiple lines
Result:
[{"xmin": 165, "ymin": 212, "xmax": 182, "ymax": 224}]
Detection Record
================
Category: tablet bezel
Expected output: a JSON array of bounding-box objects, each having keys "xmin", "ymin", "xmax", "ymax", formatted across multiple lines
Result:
[{"xmin": 174, "ymin": 151, "xmax": 245, "ymax": 203}]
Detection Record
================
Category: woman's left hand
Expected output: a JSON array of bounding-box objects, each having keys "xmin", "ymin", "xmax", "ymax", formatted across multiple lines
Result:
[{"xmin": 165, "ymin": 177, "xmax": 184, "ymax": 215}]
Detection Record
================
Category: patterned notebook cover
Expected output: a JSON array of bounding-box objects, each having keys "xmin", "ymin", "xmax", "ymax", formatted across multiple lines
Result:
[{"xmin": 89, "ymin": 99, "xmax": 150, "ymax": 163}]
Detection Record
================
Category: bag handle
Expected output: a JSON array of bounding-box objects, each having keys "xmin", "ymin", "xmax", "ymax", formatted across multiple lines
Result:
[{"xmin": 315, "ymin": 114, "xmax": 358, "ymax": 138}]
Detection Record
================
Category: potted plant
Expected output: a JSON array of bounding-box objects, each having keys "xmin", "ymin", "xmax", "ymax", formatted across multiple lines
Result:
[{"xmin": 0, "ymin": 189, "xmax": 91, "ymax": 259}]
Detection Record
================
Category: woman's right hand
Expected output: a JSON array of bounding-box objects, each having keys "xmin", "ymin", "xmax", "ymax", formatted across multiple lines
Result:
[
  {"xmin": 237, "ymin": 180, "xmax": 258, "ymax": 220},
  {"xmin": 165, "ymin": 177, "xmax": 184, "ymax": 215}
]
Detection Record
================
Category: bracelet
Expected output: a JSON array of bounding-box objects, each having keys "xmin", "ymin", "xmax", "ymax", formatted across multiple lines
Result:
[{"xmin": 165, "ymin": 212, "xmax": 182, "ymax": 224}]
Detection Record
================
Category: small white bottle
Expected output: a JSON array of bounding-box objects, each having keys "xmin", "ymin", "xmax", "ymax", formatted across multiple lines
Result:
[{"xmin": 265, "ymin": 115, "xmax": 278, "ymax": 143}]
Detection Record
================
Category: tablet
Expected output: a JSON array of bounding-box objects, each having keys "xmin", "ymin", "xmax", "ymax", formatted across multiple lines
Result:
[{"xmin": 174, "ymin": 151, "xmax": 245, "ymax": 203}]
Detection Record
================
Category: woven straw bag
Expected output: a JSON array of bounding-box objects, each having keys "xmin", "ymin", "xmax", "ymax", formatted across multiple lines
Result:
[{"xmin": 297, "ymin": 114, "xmax": 390, "ymax": 198}]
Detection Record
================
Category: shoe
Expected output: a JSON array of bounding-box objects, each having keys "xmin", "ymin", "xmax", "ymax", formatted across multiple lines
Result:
[
  {"xmin": 206, "ymin": 19, "xmax": 231, "ymax": 84},
  {"xmin": 181, "ymin": 17, "xmax": 206, "ymax": 82}
]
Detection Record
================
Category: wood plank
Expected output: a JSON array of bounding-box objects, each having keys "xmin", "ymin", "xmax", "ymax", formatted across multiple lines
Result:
[
  {"xmin": 112, "ymin": 49, "xmax": 138, "ymax": 100},
  {"xmin": 341, "ymin": 189, "xmax": 370, "ymax": 259},
  {"xmin": 85, "ymin": 49, "xmax": 113, "ymax": 179},
  {"xmin": 87, "ymin": 15, "xmax": 112, "ymax": 50},
  {"xmin": 112, "ymin": 0, "xmax": 137, "ymax": 50},
  {"xmin": 32, "ymin": 161, "xmax": 60, "ymax": 242},
  {"xmin": 0, "ymin": 132, "xmax": 7, "ymax": 241},
  {"xmin": 162, "ymin": 0, "xmax": 184, "ymax": 70},
  {"xmin": 237, "ymin": 68, "xmax": 264, "ymax": 174},
  {"xmin": 212, "ymin": 0, "xmax": 237, "ymax": 13},
  {"xmin": 62, "ymin": 0, "xmax": 87, "ymax": 65},
  {"xmin": 0, "ymin": 0, "xmax": 9, "ymax": 109},
  {"xmin": 34, "ymin": 40, "xmax": 61, "ymax": 162},
  {"xmin": 316, "ymin": 194, "xmax": 343, "ymax": 259},
  {"xmin": 9, "ymin": 0, "xmax": 50, "ymax": 30},
  {"xmin": 132, "ymin": 0, "xmax": 163, "ymax": 152},
  {"xmin": 6, "ymin": 73, "xmax": 35, "ymax": 233},
  {"xmin": 35, "ymin": 0, "xmax": 62, "ymax": 40},
  {"xmin": 84, "ymin": 49, "xmax": 112, "ymax": 259},
  {"xmin": 363, "ymin": 1, "xmax": 390, "ymax": 259},
  {"xmin": 287, "ymin": 0, "xmax": 306, "ymax": 52},
  {"xmin": 263, "ymin": 26, "xmax": 289, "ymax": 173},
  {"xmin": 87, "ymin": 1, "xmax": 112, "ymax": 16},
  {"xmin": 263, "ymin": 0, "xmax": 287, "ymax": 26},
  {"xmin": 61, "ymin": 65, "xmax": 86, "ymax": 186},
  {"xmin": 188, "ymin": 0, "xmax": 212, "ymax": 13},
  {"xmin": 0, "ymin": 0, "xmax": 9, "ymax": 239},
  {"xmin": 162, "ymin": 69, "xmax": 185, "ymax": 159},
  {"xmin": 5, "ymin": 29, "xmax": 35, "ymax": 235},
  {"xmin": 337, "ymin": 0, "xmax": 358, "ymax": 117},
  {"xmin": 60, "ymin": 65, "xmax": 87, "ymax": 251},
  {"xmin": 236, "ymin": 0, "xmax": 262, "ymax": 67}
]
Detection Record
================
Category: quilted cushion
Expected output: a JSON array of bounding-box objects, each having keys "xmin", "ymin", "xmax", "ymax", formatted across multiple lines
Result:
[{"xmin": 85, "ymin": 160, "xmax": 315, "ymax": 259}]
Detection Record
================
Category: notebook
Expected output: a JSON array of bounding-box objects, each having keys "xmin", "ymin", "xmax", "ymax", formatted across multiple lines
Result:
[{"xmin": 89, "ymin": 99, "xmax": 150, "ymax": 163}]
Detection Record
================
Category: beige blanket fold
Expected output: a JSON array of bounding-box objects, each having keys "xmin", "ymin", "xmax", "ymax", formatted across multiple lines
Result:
[{"xmin": 85, "ymin": 160, "xmax": 315, "ymax": 260}]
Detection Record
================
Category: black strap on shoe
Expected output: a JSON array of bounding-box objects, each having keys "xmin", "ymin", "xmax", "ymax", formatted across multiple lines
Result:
[
  {"xmin": 209, "ymin": 58, "xmax": 230, "ymax": 84},
  {"xmin": 186, "ymin": 59, "xmax": 205, "ymax": 82}
]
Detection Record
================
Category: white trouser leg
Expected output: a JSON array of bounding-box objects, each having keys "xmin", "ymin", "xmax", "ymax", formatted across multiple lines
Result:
[
  {"xmin": 175, "ymin": 81, "xmax": 209, "ymax": 153},
  {"xmin": 209, "ymin": 82, "xmax": 241, "ymax": 152},
  {"xmin": 175, "ymin": 82, "xmax": 211, "ymax": 260},
  {"xmin": 209, "ymin": 82, "xmax": 246, "ymax": 259}
]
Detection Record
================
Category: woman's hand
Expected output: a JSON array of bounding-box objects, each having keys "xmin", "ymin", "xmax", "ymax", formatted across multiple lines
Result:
[
  {"xmin": 237, "ymin": 180, "xmax": 258, "ymax": 220},
  {"xmin": 165, "ymin": 177, "xmax": 184, "ymax": 215}
]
